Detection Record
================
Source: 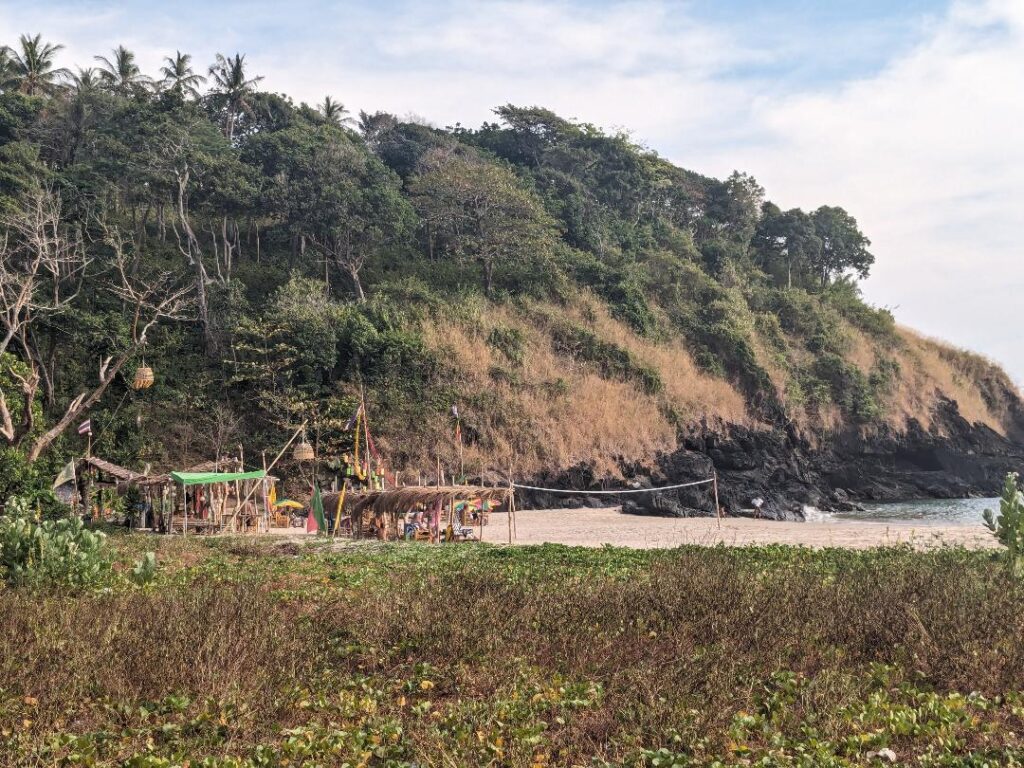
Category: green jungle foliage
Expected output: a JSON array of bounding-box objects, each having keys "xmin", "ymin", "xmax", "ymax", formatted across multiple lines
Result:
[{"xmin": 0, "ymin": 35, "xmax": 911, "ymax": 486}]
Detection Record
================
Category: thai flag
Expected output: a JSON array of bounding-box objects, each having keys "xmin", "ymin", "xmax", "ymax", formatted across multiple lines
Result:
[{"xmin": 77, "ymin": 419, "xmax": 92, "ymax": 436}]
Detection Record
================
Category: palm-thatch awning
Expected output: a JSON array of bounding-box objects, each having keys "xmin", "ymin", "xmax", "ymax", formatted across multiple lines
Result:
[
  {"xmin": 326, "ymin": 485, "xmax": 511, "ymax": 519},
  {"xmin": 78, "ymin": 456, "xmax": 146, "ymax": 484}
]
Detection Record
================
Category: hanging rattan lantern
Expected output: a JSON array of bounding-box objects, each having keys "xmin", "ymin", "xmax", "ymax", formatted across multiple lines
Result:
[
  {"xmin": 293, "ymin": 433, "xmax": 315, "ymax": 462},
  {"xmin": 132, "ymin": 365, "xmax": 155, "ymax": 390}
]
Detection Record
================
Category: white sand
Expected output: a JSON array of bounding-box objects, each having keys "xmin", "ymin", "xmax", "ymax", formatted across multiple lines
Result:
[{"xmin": 492, "ymin": 507, "xmax": 996, "ymax": 550}]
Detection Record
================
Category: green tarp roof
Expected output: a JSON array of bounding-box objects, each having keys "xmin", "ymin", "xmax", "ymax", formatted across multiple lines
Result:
[{"xmin": 170, "ymin": 470, "xmax": 267, "ymax": 486}]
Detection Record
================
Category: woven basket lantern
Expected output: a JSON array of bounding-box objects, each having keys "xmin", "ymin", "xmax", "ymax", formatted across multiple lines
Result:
[
  {"xmin": 293, "ymin": 440, "xmax": 315, "ymax": 462},
  {"xmin": 132, "ymin": 365, "xmax": 155, "ymax": 390}
]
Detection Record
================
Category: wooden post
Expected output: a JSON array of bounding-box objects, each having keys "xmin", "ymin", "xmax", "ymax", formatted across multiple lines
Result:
[
  {"xmin": 233, "ymin": 478, "xmax": 242, "ymax": 532},
  {"xmin": 234, "ymin": 421, "xmax": 307, "ymax": 513},
  {"xmin": 508, "ymin": 490, "xmax": 516, "ymax": 545},
  {"xmin": 262, "ymin": 451, "xmax": 269, "ymax": 530},
  {"xmin": 508, "ymin": 461, "xmax": 518, "ymax": 544},
  {"xmin": 712, "ymin": 472, "xmax": 721, "ymax": 530}
]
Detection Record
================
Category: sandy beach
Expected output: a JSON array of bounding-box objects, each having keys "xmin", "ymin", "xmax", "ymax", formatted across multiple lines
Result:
[{"xmin": 494, "ymin": 507, "xmax": 996, "ymax": 550}]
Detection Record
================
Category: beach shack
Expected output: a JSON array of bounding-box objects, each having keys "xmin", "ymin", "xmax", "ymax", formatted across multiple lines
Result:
[
  {"xmin": 325, "ymin": 485, "xmax": 512, "ymax": 542},
  {"xmin": 52, "ymin": 456, "xmax": 147, "ymax": 521},
  {"xmin": 137, "ymin": 461, "xmax": 276, "ymax": 534},
  {"xmin": 169, "ymin": 469, "xmax": 273, "ymax": 534}
]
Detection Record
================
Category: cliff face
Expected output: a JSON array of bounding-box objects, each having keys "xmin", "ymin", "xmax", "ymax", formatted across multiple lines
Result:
[
  {"xmin": 433, "ymin": 298, "xmax": 1024, "ymax": 518},
  {"xmin": 516, "ymin": 399, "xmax": 1024, "ymax": 519}
]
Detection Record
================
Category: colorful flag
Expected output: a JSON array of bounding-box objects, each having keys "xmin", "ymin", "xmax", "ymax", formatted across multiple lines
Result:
[
  {"xmin": 77, "ymin": 419, "xmax": 92, "ymax": 435},
  {"xmin": 311, "ymin": 483, "xmax": 326, "ymax": 534}
]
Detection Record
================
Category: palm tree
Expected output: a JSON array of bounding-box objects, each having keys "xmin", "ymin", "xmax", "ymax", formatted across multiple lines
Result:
[
  {"xmin": 207, "ymin": 53, "xmax": 263, "ymax": 141},
  {"xmin": 94, "ymin": 45, "xmax": 152, "ymax": 96},
  {"xmin": 70, "ymin": 67, "xmax": 101, "ymax": 93},
  {"xmin": 159, "ymin": 51, "xmax": 205, "ymax": 99},
  {"xmin": 0, "ymin": 47, "xmax": 17, "ymax": 92},
  {"xmin": 319, "ymin": 96, "xmax": 352, "ymax": 127},
  {"xmin": 8, "ymin": 34, "xmax": 70, "ymax": 96}
]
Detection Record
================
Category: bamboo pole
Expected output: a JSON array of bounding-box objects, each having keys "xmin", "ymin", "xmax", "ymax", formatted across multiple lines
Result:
[
  {"xmin": 508, "ymin": 489, "xmax": 516, "ymax": 545},
  {"xmin": 712, "ymin": 471, "xmax": 721, "ymax": 530},
  {"xmin": 508, "ymin": 460, "xmax": 518, "ymax": 543},
  {"xmin": 234, "ymin": 421, "xmax": 308, "ymax": 513}
]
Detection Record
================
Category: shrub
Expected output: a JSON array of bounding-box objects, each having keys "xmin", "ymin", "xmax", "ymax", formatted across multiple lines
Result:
[
  {"xmin": 130, "ymin": 551, "xmax": 158, "ymax": 586},
  {"xmin": 0, "ymin": 503, "xmax": 111, "ymax": 589},
  {"xmin": 984, "ymin": 473, "xmax": 1024, "ymax": 576},
  {"xmin": 487, "ymin": 325, "xmax": 526, "ymax": 366},
  {"xmin": 550, "ymin": 322, "xmax": 663, "ymax": 395},
  {"xmin": 824, "ymin": 279, "xmax": 898, "ymax": 343}
]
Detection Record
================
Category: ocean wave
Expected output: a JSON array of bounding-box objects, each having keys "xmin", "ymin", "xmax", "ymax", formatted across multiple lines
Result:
[{"xmin": 802, "ymin": 505, "xmax": 835, "ymax": 523}]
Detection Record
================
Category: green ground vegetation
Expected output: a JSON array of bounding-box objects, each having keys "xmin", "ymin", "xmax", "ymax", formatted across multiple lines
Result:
[{"xmin": 3, "ymin": 535, "xmax": 1024, "ymax": 766}]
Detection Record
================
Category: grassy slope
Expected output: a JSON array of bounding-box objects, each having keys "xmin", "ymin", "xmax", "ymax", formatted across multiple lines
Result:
[
  {"xmin": 2, "ymin": 536, "xmax": 1024, "ymax": 766},
  {"xmin": 402, "ymin": 290, "xmax": 1020, "ymax": 479}
]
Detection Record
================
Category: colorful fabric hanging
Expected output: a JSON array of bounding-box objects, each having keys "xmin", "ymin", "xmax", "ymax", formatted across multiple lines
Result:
[{"xmin": 311, "ymin": 483, "xmax": 326, "ymax": 533}]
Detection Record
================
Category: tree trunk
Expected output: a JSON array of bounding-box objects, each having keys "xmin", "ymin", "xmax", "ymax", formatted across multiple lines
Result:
[
  {"xmin": 349, "ymin": 265, "xmax": 366, "ymax": 302},
  {"xmin": 176, "ymin": 169, "xmax": 217, "ymax": 356},
  {"xmin": 483, "ymin": 258, "xmax": 494, "ymax": 298},
  {"xmin": 26, "ymin": 353, "xmax": 131, "ymax": 462}
]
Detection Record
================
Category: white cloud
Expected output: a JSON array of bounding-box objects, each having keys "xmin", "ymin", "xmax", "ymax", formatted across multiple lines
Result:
[{"xmin": 713, "ymin": 0, "xmax": 1024, "ymax": 380}]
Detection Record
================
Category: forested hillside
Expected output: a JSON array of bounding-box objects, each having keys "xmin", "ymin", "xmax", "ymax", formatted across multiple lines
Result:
[{"xmin": 0, "ymin": 35, "xmax": 1019, "ymax": 503}]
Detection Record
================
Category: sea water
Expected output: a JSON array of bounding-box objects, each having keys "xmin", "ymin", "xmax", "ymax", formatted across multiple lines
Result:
[{"xmin": 805, "ymin": 497, "xmax": 1000, "ymax": 526}]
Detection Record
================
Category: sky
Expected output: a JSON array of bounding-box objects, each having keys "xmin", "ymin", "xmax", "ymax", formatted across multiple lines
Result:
[{"xmin": 3, "ymin": 0, "xmax": 1022, "ymax": 380}]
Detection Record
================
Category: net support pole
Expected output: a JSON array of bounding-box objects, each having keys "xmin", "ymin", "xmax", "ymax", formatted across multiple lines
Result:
[
  {"xmin": 507, "ymin": 467, "xmax": 514, "ymax": 545},
  {"xmin": 712, "ymin": 471, "xmax": 721, "ymax": 530}
]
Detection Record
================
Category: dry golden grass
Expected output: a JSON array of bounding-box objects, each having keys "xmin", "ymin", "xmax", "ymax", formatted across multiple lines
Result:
[
  {"xmin": 420, "ymin": 298, "xmax": 749, "ymax": 478},
  {"xmin": 889, "ymin": 327, "xmax": 1006, "ymax": 434},
  {"xmin": 569, "ymin": 296, "xmax": 749, "ymax": 425},
  {"xmin": 418, "ymin": 295, "xmax": 1019, "ymax": 475}
]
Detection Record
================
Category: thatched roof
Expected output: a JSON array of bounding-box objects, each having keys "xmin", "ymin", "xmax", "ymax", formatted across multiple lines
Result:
[
  {"xmin": 185, "ymin": 457, "xmax": 244, "ymax": 473},
  {"xmin": 78, "ymin": 456, "xmax": 145, "ymax": 483},
  {"xmin": 326, "ymin": 485, "xmax": 511, "ymax": 518}
]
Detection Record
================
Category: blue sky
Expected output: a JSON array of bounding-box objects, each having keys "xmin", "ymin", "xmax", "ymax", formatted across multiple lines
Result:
[{"xmin": 3, "ymin": 0, "xmax": 1023, "ymax": 381}]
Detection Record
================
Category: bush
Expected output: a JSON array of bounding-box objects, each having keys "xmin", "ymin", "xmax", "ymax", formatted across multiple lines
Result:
[
  {"xmin": 984, "ymin": 473, "xmax": 1024, "ymax": 577},
  {"xmin": 0, "ymin": 502, "xmax": 111, "ymax": 589},
  {"xmin": 486, "ymin": 325, "xmax": 526, "ymax": 366},
  {"xmin": 550, "ymin": 322, "xmax": 663, "ymax": 395},
  {"xmin": 824, "ymin": 279, "xmax": 898, "ymax": 343}
]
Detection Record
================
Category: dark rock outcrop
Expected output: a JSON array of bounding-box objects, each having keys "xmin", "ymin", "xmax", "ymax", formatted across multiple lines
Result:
[{"xmin": 516, "ymin": 396, "xmax": 1024, "ymax": 520}]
